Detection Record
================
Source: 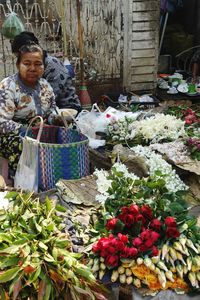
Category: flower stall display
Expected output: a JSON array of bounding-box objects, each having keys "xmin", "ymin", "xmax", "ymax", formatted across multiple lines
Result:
[
  {"xmin": 108, "ymin": 113, "xmax": 186, "ymax": 145},
  {"xmin": 88, "ymin": 162, "xmax": 200, "ymax": 295}
]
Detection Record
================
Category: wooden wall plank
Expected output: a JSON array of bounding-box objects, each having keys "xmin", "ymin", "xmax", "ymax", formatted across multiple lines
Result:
[
  {"xmin": 131, "ymin": 74, "xmax": 155, "ymax": 82},
  {"xmin": 130, "ymin": 82, "xmax": 156, "ymax": 91},
  {"xmin": 132, "ymin": 21, "xmax": 157, "ymax": 31},
  {"xmin": 132, "ymin": 57, "xmax": 156, "ymax": 66},
  {"xmin": 132, "ymin": 11, "xmax": 159, "ymax": 22},
  {"xmin": 132, "ymin": 31, "xmax": 155, "ymax": 41},
  {"xmin": 131, "ymin": 49, "xmax": 155, "ymax": 58},
  {"xmin": 132, "ymin": 1, "xmax": 159, "ymax": 11},
  {"xmin": 132, "ymin": 40, "xmax": 155, "ymax": 50},
  {"xmin": 132, "ymin": 66, "xmax": 155, "ymax": 74}
]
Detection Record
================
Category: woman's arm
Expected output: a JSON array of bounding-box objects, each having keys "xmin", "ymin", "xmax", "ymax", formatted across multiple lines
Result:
[{"xmin": 0, "ymin": 78, "xmax": 22, "ymax": 134}]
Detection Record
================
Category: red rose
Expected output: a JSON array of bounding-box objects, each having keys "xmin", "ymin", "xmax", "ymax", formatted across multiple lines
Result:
[
  {"xmin": 144, "ymin": 239, "xmax": 154, "ymax": 248},
  {"xmin": 132, "ymin": 237, "xmax": 142, "ymax": 247},
  {"xmin": 141, "ymin": 205, "xmax": 153, "ymax": 220},
  {"xmin": 165, "ymin": 216, "xmax": 177, "ymax": 227},
  {"xmin": 121, "ymin": 206, "xmax": 129, "ymax": 214},
  {"xmin": 123, "ymin": 214, "xmax": 135, "ymax": 227},
  {"xmin": 107, "ymin": 246, "xmax": 116, "ymax": 254},
  {"xmin": 106, "ymin": 218, "xmax": 118, "ymax": 230},
  {"xmin": 120, "ymin": 246, "xmax": 130, "ymax": 258},
  {"xmin": 129, "ymin": 204, "xmax": 139, "ymax": 215},
  {"xmin": 140, "ymin": 229, "xmax": 151, "ymax": 241},
  {"xmin": 92, "ymin": 242, "xmax": 100, "ymax": 252},
  {"xmin": 151, "ymin": 231, "xmax": 160, "ymax": 242},
  {"xmin": 99, "ymin": 237, "xmax": 110, "ymax": 249},
  {"xmin": 116, "ymin": 240, "xmax": 125, "ymax": 251},
  {"xmin": 135, "ymin": 214, "xmax": 145, "ymax": 224},
  {"xmin": 139, "ymin": 244, "xmax": 148, "ymax": 252},
  {"xmin": 166, "ymin": 227, "xmax": 180, "ymax": 238},
  {"xmin": 150, "ymin": 219, "xmax": 162, "ymax": 231},
  {"xmin": 105, "ymin": 255, "xmax": 119, "ymax": 267},
  {"xmin": 151, "ymin": 246, "xmax": 159, "ymax": 256},
  {"xmin": 128, "ymin": 247, "xmax": 138, "ymax": 257},
  {"xmin": 100, "ymin": 249, "xmax": 108, "ymax": 257},
  {"xmin": 118, "ymin": 233, "xmax": 128, "ymax": 244}
]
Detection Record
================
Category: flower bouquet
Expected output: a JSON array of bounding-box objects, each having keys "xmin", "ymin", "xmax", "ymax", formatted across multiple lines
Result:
[{"xmin": 88, "ymin": 160, "xmax": 200, "ymax": 295}]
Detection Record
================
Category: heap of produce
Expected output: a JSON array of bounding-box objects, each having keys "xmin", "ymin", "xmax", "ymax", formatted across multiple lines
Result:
[{"xmin": 0, "ymin": 191, "xmax": 107, "ymax": 300}]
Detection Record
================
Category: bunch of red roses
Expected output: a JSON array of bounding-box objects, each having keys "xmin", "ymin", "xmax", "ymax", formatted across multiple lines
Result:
[{"xmin": 92, "ymin": 204, "xmax": 180, "ymax": 268}]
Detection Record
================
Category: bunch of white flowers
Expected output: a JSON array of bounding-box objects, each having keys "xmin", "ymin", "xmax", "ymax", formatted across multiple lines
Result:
[
  {"xmin": 107, "ymin": 117, "xmax": 136, "ymax": 142},
  {"xmin": 133, "ymin": 145, "xmax": 188, "ymax": 193},
  {"xmin": 94, "ymin": 163, "xmax": 139, "ymax": 203},
  {"xmin": 108, "ymin": 114, "xmax": 186, "ymax": 145},
  {"xmin": 129, "ymin": 114, "xmax": 186, "ymax": 143}
]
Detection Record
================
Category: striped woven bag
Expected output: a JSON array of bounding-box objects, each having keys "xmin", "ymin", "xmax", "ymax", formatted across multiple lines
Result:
[{"xmin": 20, "ymin": 116, "xmax": 89, "ymax": 191}]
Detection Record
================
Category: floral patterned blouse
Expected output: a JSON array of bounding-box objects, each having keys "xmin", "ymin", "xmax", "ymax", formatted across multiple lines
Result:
[{"xmin": 0, "ymin": 73, "xmax": 56, "ymax": 134}]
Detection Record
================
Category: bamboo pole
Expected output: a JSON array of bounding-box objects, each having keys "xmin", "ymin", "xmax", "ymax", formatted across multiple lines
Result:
[
  {"xmin": 76, "ymin": 0, "xmax": 84, "ymax": 83},
  {"xmin": 60, "ymin": 0, "xmax": 68, "ymax": 59}
]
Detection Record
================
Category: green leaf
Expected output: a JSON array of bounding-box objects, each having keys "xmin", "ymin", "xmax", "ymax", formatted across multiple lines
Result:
[
  {"xmin": 0, "ymin": 245, "xmax": 23, "ymax": 255},
  {"xmin": 186, "ymin": 218, "xmax": 197, "ymax": 228},
  {"xmin": 45, "ymin": 197, "xmax": 53, "ymax": 213},
  {"xmin": 5, "ymin": 191, "xmax": 19, "ymax": 199},
  {"xmin": 0, "ymin": 286, "xmax": 7, "ymax": 300},
  {"xmin": 55, "ymin": 204, "xmax": 66, "ymax": 213},
  {"xmin": 28, "ymin": 265, "xmax": 41, "ymax": 284},
  {"xmin": 0, "ymin": 267, "xmax": 20, "ymax": 283},
  {"xmin": 0, "ymin": 256, "xmax": 19, "ymax": 268},
  {"xmin": 43, "ymin": 279, "xmax": 52, "ymax": 300},
  {"xmin": 0, "ymin": 233, "xmax": 13, "ymax": 243},
  {"xmin": 38, "ymin": 241, "xmax": 48, "ymax": 252}
]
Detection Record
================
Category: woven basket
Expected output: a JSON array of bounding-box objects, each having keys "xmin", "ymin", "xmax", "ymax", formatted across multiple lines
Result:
[{"xmin": 21, "ymin": 117, "xmax": 89, "ymax": 191}]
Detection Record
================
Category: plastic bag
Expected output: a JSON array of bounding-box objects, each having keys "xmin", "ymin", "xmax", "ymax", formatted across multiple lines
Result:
[
  {"xmin": 76, "ymin": 103, "xmax": 111, "ymax": 138},
  {"xmin": 1, "ymin": 12, "xmax": 25, "ymax": 39},
  {"xmin": 14, "ymin": 137, "xmax": 38, "ymax": 192}
]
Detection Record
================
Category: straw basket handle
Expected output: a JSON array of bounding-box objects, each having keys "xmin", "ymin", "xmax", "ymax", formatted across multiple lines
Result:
[{"xmin": 24, "ymin": 116, "xmax": 44, "ymax": 142}]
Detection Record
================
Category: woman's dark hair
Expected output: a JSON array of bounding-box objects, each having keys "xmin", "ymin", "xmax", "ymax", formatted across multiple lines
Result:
[
  {"xmin": 16, "ymin": 44, "xmax": 44, "ymax": 64},
  {"xmin": 11, "ymin": 31, "xmax": 39, "ymax": 53}
]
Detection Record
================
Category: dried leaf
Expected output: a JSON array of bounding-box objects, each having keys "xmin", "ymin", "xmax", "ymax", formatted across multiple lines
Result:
[
  {"xmin": 38, "ymin": 280, "xmax": 46, "ymax": 300},
  {"xmin": 13, "ymin": 278, "xmax": 22, "ymax": 300}
]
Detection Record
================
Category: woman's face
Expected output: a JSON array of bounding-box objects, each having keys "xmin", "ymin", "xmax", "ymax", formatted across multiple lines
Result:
[{"xmin": 17, "ymin": 51, "xmax": 44, "ymax": 87}]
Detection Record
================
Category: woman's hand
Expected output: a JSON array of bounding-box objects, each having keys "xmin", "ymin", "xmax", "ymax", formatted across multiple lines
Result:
[{"xmin": 53, "ymin": 116, "xmax": 65, "ymax": 127}]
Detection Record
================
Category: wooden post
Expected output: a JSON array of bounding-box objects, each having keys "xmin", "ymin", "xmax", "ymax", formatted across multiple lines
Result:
[{"xmin": 76, "ymin": 0, "xmax": 92, "ymax": 109}]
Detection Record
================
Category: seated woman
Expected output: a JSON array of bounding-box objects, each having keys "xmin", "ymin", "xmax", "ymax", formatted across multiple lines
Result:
[{"xmin": 0, "ymin": 44, "xmax": 59, "ymax": 176}]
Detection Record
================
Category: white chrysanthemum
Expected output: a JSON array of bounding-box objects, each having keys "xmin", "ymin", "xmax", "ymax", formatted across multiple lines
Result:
[
  {"xmin": 130, "ymin": 114, "xmax": 186, "ymax": 143},
  {"xmin": 94, "ymin": 169, "xmax": 112, "ymax": 195},
  {"xmin": 132, "ymin": 145, "xmax": 188, "ymax": 193},
  {"xmin": 112, "ymin": 162, "xmax": 139, "ymax": 180}
]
